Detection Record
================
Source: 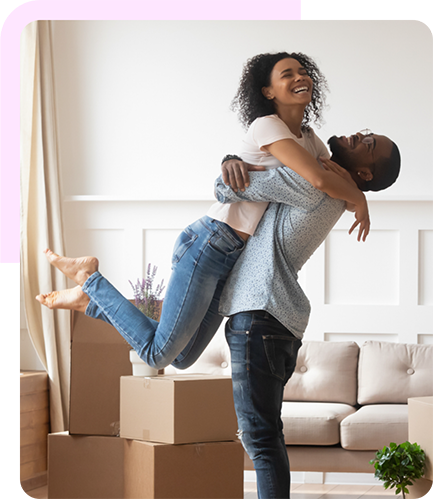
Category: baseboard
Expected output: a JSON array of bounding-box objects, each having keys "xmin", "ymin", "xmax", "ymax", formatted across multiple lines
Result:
[{"xmin": 244, "ymin": 470, "xmax": 379, "ymax": 486}]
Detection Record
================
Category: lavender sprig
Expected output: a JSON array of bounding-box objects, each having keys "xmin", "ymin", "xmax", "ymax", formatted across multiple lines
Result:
[{"xmin": 129, "ymin": 264, "xmax": 165, "ymax": 320}]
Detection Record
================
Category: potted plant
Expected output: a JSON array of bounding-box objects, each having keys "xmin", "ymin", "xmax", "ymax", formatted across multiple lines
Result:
[
  {"xmin": 370, "ymin": 441, "xmax": 426, "ymax": 498},
  {"xmin": 129, "ymin": 264, "xmax": 165, "ymax": 321},
  {"xmin": 128, "ymin": 264, "xmax": 166, "ymax": 376}
]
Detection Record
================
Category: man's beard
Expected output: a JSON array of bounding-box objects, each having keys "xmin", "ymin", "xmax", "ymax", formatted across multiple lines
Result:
[{"xmin": 327, "ymin": 136, "xmax": 354, "ymax": 172}]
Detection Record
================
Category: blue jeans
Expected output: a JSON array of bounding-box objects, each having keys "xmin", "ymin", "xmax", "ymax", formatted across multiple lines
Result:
[
  {"xmin": 82, "ymin": 216, "xmax": 245, "ymax": 369},
  {"xmin": 225, "ymin": 311, "xmax": 302, "ymax": 499}
]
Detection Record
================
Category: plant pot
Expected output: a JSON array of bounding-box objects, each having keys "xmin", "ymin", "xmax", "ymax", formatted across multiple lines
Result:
[
  {"xmin": 407, "ymin": 477, "xmax": 432, "ymax": 498},
  {"xmin": 129, "ymin": 350, "xmax": 159, "ymax": 377}
]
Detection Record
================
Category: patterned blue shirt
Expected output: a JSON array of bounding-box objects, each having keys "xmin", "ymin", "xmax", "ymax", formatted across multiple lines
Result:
[{"xmin": 216, "ymin": 167, "xmax": 345, "ymax": 339}]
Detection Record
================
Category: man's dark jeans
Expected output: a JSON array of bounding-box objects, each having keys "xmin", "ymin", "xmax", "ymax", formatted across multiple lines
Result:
[{"xmin": 225, "ymin": 311, "xmax": 302, "ymax": 499}]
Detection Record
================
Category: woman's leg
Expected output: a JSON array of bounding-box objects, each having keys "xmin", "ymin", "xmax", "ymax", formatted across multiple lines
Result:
[
  {"xmin": 225, "ymin": 311, "xmax": 302, "ymax": 499},
  {"xmin": 81, "ymin": 216, "xmax": 244, "ymax": 369},
  {"xmin": 170, "ymin": 276, "xmax": 226, "ymax": 369}
]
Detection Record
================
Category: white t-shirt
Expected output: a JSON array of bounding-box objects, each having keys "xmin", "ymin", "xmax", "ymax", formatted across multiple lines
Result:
[{"xmin": 207, "ymin": 114, "xmax": 330, "ymax": 235}]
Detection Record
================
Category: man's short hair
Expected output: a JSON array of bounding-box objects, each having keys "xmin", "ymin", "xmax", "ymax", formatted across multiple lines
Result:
[{"xmin": 363, "ymin": 141, "xmax": 401, "ymax": 192}]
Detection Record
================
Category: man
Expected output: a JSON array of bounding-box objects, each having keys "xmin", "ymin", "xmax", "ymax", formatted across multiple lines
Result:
[
  {"xmin": 222, "ymin": 129, "xmax": 400, "ymax": 195},
  {"xmin": 36, "ymin": 128, "xmax": 400, "ymax": 498},
  {"xmin": 215, "ymin": 130, "xmax": 400, "ymax": 499}
]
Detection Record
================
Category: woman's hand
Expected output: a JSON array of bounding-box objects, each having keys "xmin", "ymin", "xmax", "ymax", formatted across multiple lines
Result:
[
  {"xmin": 222, "ymin": 160, "xmax": 265, "ymax": 192},
  {"xmin": 320, "ymin": 157, "xmax": 357, "ymax": 188},
  {"xmin": 350, "ymin": 197, "xmax": 370, "ymax": 242},
  {"xmin": 320, "ymin": 157, "xmax": 370, "ymax": 241}
]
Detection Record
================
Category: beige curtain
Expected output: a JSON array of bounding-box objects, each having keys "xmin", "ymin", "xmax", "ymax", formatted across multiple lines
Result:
[{"xmin": 20, "ymin": 21, "xmax": 70, "ymax": 432}]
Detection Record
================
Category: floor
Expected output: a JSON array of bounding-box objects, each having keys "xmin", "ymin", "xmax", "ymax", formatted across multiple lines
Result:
[
  {"xmin": 244, "ymin": 483, "xmax": 396, "ymax": 499},
  {"xmin": 26, "ymin": 482, "xmax": 396, "ymax": 499}
]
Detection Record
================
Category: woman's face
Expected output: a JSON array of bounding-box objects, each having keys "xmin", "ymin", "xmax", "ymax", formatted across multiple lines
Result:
[{"xmin": 262, "ymin": 58, "xmax": 313, "ymax": 109}]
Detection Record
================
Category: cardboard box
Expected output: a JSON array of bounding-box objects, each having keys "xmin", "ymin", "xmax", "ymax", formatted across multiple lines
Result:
[
  {"xmin": 0, "ymin": 392, "xmax": 49, "ymax": 414},
  {"xmin": 406, "ymin": 478, "xmax": 432, "ymax": 498},
  {"xmin": 0, "ymin": 441, "xmax": 47, "ymax": 466},
  {"xmin": 0, "ymin": 471, "xmax": 47, "ymax": 499},
  {"xmin": 0, "ymin": 424, "xmax": 49, "ymax": 447},
  {"xmin": 0, "ymin": 371, "xmax": 48, "ymax": 416},
  {"xmin": 47, "ymin": 432, "xmax": 124, "ymax": 499},
  {"xmin": 0, "ymin": 407, "xmax": 50, "ymax": 428},
  {"xmin": 0, "ymin": 371, "xmax": 48, "ymax": 397},
  {"xmin": 20, "ymin": 371, "xmax": 50, "ymax": 483},
  {"xmin": 124, "ymin": 439, "xmax": 244, "ymax": 499},
  {"xmin": 0, "ymin": 456, "xmax": 47, "ymax": 482},
  {"xmin": 69, "ymin": 310, "xmax": 132, "ymax": 435},
  {"xmin": 120, "ymin": 374, "xmax": 238, "ymax": 444},
  {"xmin": 409, "ymin": 396, "xmax": 433, "ymax": 481},
  {"xmin": 48, "ymin": 432, "xmax": 243, "ymax": 499}
]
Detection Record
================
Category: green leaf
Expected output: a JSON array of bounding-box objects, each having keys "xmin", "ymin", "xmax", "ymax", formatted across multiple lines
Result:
[{"xmin": 369, "ymin": 440, "xmax": 426, "ymax": 493}]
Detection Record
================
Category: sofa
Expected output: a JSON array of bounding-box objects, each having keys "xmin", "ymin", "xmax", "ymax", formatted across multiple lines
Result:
[{"xmin": 166, "ymin": 335, "xmax": 433, "ymax": 474}]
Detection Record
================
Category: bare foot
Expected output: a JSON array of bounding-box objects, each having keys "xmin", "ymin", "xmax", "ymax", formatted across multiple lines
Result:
[
  {"xmin": 44, "ymin": 248, "xmax": 99, "ymax": 286},
  {"xmin": 36, "ymin": 286, "xmax": 90, "ymax": 313}
]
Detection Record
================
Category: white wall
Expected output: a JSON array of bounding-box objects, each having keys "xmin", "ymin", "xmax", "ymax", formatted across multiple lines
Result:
[
  {"xmin": 51, "ymin": 20, "xmax": 433, "ymax": 200},
  {"xmin": 59, "ymin": 197, "xmax": 433, "ymax": 347},
  {"xmin": 20, "ymin": 20, "xmax": 433, "ymax": 370}
]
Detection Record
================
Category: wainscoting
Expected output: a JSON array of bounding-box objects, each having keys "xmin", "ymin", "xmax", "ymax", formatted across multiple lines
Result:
[
  {"xmin": 20, "ymin": 197, "xmax": 433, "ymax": 370},
  {"xmin": 62, "ymin": 196, "xmax": 433, "ymax": 346}
]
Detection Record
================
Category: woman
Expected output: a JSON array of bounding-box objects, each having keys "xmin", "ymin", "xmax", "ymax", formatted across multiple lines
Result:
[{"xmin": 37, "ymin": 52, "xmax": 368, "ymax": 371}]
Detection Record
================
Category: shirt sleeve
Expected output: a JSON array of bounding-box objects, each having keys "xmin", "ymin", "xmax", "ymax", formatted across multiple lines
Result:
[
  {"xmin": 251, "ymin": 115, "xmax": 296, "ymax": 149},
  {"xmin": 214, "ymin": 167, "xmax": 324, "ymax": 211},
  {"xmin": 311, "ymin": 129, "xmax": 331, "ymax": 160}
]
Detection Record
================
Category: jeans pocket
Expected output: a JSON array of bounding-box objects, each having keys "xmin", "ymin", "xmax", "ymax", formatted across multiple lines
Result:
[
  {"xmin": 209, "ymin": 232, "xmax": 243, "ymax": 256},
  {"xmin": 225, "ymin": 316, "xmax": 253, "ymax": 374},
  {"xmin": 226, "ymin": 313, "xmax": 253, "ymax": 334},
  {"xmin": 262, "ymin": 334, "xmax": 302, "ymax": 382},
  {"xmin": 172, "ymin": 227, "xmax": 198, "ymax": 264}
]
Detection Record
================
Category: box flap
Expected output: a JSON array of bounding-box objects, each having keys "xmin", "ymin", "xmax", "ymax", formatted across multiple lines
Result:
[
  {"xmin": 71, "ymin": 311, "xmax": 132, "ymax": 345},
  {"xmin": 69, "ymin": 341, "xmax": 132, "ymax": 436},
  {"xmin": 150, "ymin": 374, "xmax": 231, "ymax": 382}
]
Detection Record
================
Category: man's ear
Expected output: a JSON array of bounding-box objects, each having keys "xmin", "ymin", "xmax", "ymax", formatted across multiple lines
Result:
[
  {"xmin": 262, "ymin": 86, "xmax": 273, "ymax": 100},
  {"xmin": 357, "ymin": 169, "xmax": 373, "ymax": 182}
]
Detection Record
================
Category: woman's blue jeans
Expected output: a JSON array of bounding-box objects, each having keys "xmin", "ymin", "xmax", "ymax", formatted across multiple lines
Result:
[
  {"xmin": 225, "ymin": 311, "xmax": 302, "ymax": 499},
  {"xmin": 82, "ymin": 216, "xmax": 245, "ymax": 369}
]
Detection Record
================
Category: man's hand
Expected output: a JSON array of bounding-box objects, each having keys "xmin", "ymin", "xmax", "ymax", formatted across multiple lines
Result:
[{"xmin": 222, "ymin": 159, "xmax": 266, "ymax": 192}]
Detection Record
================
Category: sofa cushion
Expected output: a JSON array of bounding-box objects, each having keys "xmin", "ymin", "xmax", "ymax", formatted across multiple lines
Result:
[
  {"xmin": 281, "ymin": 402, "xmax": 357, "ymax": 446},
  {"xmin": 340, "ymin": 404, "xmax": 408, "ymax": 451},
  {"xmin": 358, "ymin": 341, "xmax": 433, "ymax": 405},
  {"xmin": 283, "ymin": 341, "xmax": 359, "ymax": 405}
]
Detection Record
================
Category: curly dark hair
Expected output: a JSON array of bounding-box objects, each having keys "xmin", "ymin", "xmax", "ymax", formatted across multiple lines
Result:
[{"xmin": 231, "ymin": 52, "xmax": 329, "ymax": 131}]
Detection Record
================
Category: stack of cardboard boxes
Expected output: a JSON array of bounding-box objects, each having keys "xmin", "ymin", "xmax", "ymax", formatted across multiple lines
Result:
[
  {"xmin": 0, "ymin": 371, "xmax": 49, "ymax": 494},
  {"xmin": 408, "ymin": 397, "xmax": 433, "ymax": 494},
  {"xmin": 47, "ymin": 311, "xmax": 244, "ymax": 499}
]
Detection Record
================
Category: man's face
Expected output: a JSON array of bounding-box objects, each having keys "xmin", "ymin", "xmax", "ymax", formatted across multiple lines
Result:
[{"xmin": 327, "ymin": 131, "xmax": 394, "ymax": 188}]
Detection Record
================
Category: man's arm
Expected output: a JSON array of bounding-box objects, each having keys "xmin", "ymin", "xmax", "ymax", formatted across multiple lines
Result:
[
  {"xmin": 215, "ymin": 167, "xmax": 318, "ymax": 211},
  {"xmin": 221, "ymin": 157, "xmax": 370, "ymax": 241}
]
